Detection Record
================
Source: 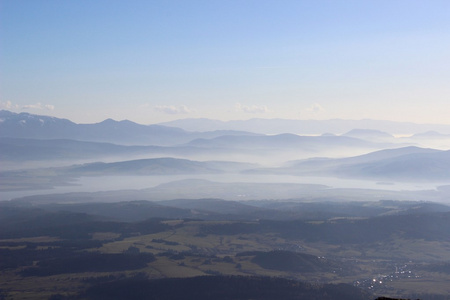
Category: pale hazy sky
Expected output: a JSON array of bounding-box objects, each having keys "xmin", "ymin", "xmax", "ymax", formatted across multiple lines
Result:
[{"xmin": 1, "ymin": 0, "xmax": 450, "ymax": 124}]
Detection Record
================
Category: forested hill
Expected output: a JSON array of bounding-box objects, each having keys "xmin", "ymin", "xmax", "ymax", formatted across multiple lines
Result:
[{"xmin": 81, "ymin": 275, "xmax": 372, "ymax": 300}]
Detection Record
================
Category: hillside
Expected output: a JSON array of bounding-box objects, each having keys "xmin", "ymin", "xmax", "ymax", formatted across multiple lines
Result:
[
  {"xmin": 81, "ymin": 275, "xmax": 371, "ymax": 300},
  {"xmin": 250, "ymin": 147, "xmax": 450, "ymax": 181}
]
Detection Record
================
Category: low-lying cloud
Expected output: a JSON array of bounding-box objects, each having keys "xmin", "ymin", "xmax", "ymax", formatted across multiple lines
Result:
[
  {"xmin": 235, "ymin": 103, "xmax": 270, "ymax": 114},
  {"xmin": 1, "ymin": 101, "xmax": 55, "ymax": 111},
  {"xmin": 0, "ymin": 100, "xmax": 20, "ymax": 110},
  {"xmin": 22, "ymin": 103, "xmax": 55, "ymax": 111},
  {"xmin": 154, "ymin": 105, "xmax": 192, "ymax": 114},
  {"xmin": 306, "ymin": 103, "xmax": 324, "ymax": 114}
]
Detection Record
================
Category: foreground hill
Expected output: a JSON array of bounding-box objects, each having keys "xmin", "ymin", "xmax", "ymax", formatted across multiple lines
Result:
[
  {"xmin": 1, "ymin": 200, "xmax": 449, "ymax": 299},
  {"xmin": 200, "ymin": 212, "xmax": 450, "ymax": 244},
  {"xmin": 5, "ymin": 197, "xmax": 450, "ymax": 224},
  {"xmin": 81, "ymin": 275, "xmax": 371, "ymax": 300},
  {"xmin": 243, "ymin": 250, "xmax": 344, "ymax": 273}
]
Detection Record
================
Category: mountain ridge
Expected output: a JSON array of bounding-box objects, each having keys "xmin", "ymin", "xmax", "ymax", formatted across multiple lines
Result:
[
  {"xmin": 251, "ymin": 147, "xmax": 450, "ymax": 181},
  {"xmin": 4, "ymin": 110, "xmax": 450, "ymax": 138},
  {"xmin": 0, "ymin": 110, "xmax": 259, "ymax": 146},
  {"xmin": 159, "ymin": 117, "xmax": 450, "ymax": 135}
]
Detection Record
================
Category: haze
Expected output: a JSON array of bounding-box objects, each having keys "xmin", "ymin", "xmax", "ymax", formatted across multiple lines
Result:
[{"xmin": 2, "ymin": 2, "xmax": 450, "ymax": 299}]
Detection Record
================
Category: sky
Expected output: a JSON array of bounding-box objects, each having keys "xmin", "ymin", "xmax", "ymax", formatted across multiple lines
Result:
[{"xmin": 1, "ymin": 0, "xmax": 450, "ymax": 125}]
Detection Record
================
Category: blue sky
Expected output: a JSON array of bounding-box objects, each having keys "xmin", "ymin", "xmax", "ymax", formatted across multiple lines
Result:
[{"xmin": 1, "ymin": 0, "xmax": 450, "ymax": 124}]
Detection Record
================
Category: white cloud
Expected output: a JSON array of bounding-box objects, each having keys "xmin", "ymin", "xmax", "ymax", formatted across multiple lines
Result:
[
  {"xmin": 298, "ymin": 103, "xmax": 327, "ymax": 120},
  {"xmin": 22, "ymin": 103, "xmax": 43, "ymax": 109},
  {"xmin": 306, "ymin": 103, "xmax": 324, "ymax": 114},
  {"xmin": 235, "ymin": 103, "xmax": 270, "ymax": 114},
  {"xmin": 154, "ymin": 105, "xmax": 192, "ymax": 114},
  {"xmin": 0, "ymin": 100, "xmax": 20, "ymax": 110},
  {"xmin": 21, "ymin": 102, "xmax": 55, "ymax": 111}
]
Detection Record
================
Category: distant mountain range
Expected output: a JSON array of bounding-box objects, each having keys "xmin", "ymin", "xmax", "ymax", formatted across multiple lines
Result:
[
  {"xmin": 185, "ymin": 133, "xmax": 385, "ymax": 150},
  {"xmin": 0, "ymin": 110, "xmax": 259, "ymax": 146},
  {"xmin": 4, "ymin": 111, "xmax": 450, "ymax": 144},
  {"xmin": 0, "ymin": 134, "xmax": 386, "ymax": 165},
  {"xmin": 160, "ymin": 117, "xmax": 450, "ymax": 135},
  {"xmin": 2, "ymin": 111, "xmax": 401, "ymax": 164}
]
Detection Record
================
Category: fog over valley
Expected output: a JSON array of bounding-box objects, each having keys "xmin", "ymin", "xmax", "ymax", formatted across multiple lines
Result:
[{"xmin": 2, "ymin": 110, "xmax": 450, "ymax": 203}]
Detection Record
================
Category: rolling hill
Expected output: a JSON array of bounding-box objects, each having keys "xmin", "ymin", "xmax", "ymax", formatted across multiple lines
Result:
[{"xmin": 253, "ymin": 146, "xmax": 450, "ymax": 181}]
